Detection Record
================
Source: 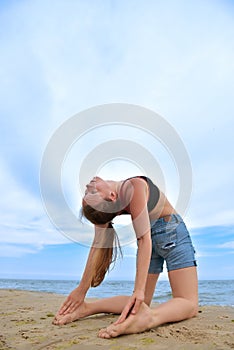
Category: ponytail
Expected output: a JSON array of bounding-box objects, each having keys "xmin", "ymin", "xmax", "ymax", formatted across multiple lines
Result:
[
  {"xmin": 81, "ymin": 201, "xmax": 123, "ymax": 288},
  {"xmin": 90, "ymin": 222, "xmax": 122, "ymax": 287}
]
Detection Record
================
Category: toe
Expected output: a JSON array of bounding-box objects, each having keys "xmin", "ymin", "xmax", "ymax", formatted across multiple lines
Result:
[
  {"xmin": 98, "ymin": 324, "xmax": 123, "ymax": 339},
  {"xmin": 52, "ymin": 318, "xmax": 59, "ymax": 325},
  {"xmin": 100, "ymin": 332, "xmax": 111, "ymax": 339},
  {"xmin": 98, "ymin": 328, "xmax": 106, "ymax": 337},
  {"xmin": 109, "ymin": 329, "xmax": 119, "ymax": 338},
  {"xmin": 55, "ymin": 317, "xmax": 66, "ymax": 326},
  {"xmin": 98, "ymin": 328, "xmax": 111, "ymax": 339},
  {"xmin": 58, "ymin": 318, "xmax": 67, "ymax": 325}
]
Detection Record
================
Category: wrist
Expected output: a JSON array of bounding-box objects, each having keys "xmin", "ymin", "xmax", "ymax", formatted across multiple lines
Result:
[
  {"xmin": 133, "ymin": 284, "xmax": 146, "ymax": 293},
  {"xmin": 132, "ymin": 288, "xmax": 145, "ymax": 294},
  {"xmin": 76, "ymin": 284, "xmax": 88, "ymax": 296}
]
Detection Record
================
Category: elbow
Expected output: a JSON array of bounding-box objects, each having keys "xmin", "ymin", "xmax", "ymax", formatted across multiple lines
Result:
[{"xmin": 137, "ymin": 232, "xmax": 151, "ymax": 247}]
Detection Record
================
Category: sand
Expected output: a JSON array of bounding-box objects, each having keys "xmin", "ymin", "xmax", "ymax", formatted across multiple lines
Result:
[{"xmin": 0, "ymin": 289, "xmax": 234, "ymax": 350}]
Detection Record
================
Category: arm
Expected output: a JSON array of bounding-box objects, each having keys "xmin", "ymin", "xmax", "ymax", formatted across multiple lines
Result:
[
  {"xmin": 58, "ymin": 223, "xmax": 108, "ymax": 315},
  {"xmin": 115, "ymin": 178, "xmax": 152, "ymax": 323},
  {"xmin": 134, "ymin": 232, "xmax": 152, "ymax": 299}
]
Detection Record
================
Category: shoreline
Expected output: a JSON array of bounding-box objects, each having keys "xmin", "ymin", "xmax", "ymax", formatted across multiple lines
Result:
[
  {"xmin": 1, "ymin": 286, "xmax": 234, "ymax": 305},
  {"xmin": 1, "ymin": 289, "xmax": 234, "ymax": 349},
  {"xmin": 1, "ymin": 279, "xmax": 234, "ymax": 308}
]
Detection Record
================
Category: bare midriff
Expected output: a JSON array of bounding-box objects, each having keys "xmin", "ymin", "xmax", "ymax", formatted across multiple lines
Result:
[{"xmin": 149, "ymin": 191, "xmax": 177, "ymax": 222}]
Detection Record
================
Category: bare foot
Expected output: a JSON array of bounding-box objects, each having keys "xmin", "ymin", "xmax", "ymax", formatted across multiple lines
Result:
[
  {"xmin": 53, "ymin": 302, "xmax": 89, "ymax": 325},
  {"xmin": 98, "ymin": 303, "xmax": 154, "ymax": 338}
]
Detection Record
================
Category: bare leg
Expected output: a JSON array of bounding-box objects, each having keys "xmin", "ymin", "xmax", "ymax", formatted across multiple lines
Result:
[
  {"xmin": 53, "ymin": 296, "xmax": 129, "ymax": 325},
  {"xmin": 99, "ymin": 267, "xmax": 198, "ymax": 338},
  {"xmin": 53, "ymin": 273, "xmax": 159, "ymax": 325}
]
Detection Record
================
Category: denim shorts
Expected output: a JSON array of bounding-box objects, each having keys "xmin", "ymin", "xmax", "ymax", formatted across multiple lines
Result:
[{"xmin": 148, "ymin": 214, "xmax": 197, "ymax": 274}]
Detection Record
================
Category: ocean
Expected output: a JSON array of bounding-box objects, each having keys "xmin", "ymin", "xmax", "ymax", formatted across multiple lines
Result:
[{"xmin": 0, "ymin": 279, "xmax": 233, "ymax": 306}]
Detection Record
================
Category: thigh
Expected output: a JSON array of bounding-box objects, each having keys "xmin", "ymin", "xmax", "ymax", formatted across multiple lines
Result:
[
  {"xmin": 165, "ymin": 220, "xmax": 197, "ymax": 272},
  {"xmin": 168, "ymin": 266, "xmax": 198, "ymax": 304},
  {"xmin": 144, "ymin": 273, "xmax": 160, "ymax": 306}
]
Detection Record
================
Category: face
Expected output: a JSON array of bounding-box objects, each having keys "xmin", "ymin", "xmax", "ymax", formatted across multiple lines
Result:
[{"xmin": 83, "ymin": 176, "xmax": 112, "ymax": 207}]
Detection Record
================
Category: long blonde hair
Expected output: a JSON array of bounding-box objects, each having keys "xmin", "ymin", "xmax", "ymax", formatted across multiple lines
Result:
[{"xmin": 82, "ymin": 201, "xmax": 122, "ymax": 287}]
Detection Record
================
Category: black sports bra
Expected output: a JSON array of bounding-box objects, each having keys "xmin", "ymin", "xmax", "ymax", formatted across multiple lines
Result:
[{"xmin": 120, "ymin": 176, "xmax": 160, "ymax": 213}]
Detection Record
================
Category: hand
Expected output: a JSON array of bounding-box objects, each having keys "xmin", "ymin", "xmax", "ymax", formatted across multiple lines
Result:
[
  {"xmin": 57, "ymin": 287, "xmax": 85, "ymax": 315},
  {"xmin": 114, "ymin": 290, "xmax": 145, "ymax": 325}
]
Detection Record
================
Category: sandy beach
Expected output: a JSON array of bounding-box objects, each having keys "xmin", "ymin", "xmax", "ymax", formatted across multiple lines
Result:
[{"xmin": 0, "ymin": 289, "xmax": 234, "ymax": 350}]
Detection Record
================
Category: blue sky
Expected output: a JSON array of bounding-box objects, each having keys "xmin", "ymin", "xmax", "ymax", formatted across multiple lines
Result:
[{"xmin": 0, "ymin": 0, "xmax": 234, "ymax": 282}]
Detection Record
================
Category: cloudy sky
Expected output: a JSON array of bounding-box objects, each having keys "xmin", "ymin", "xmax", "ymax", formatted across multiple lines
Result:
[{"xmin": 0, "ymin": 0, "xmax": 234, "ymax": 282}]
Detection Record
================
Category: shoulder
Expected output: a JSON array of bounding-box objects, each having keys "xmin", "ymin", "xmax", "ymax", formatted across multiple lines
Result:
[
  {"xmin": 122, "ymin": 178, "xmax": 150, "ymax": 237},
  {"xmin": 122, "ymin": 177, "xmax": 147, "ymax": 193},
  {"xmin": 121, "ymin": 177, "xmax": 148, "ymax": 206}
]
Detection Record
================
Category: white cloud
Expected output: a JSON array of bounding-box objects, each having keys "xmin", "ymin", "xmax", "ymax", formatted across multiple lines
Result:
[
  {"xmin": 0, "ymin": 0, "xmax": 234, "ymax": 249},
  {"xmin": 195, "ymin": 250, "xmax": 224, "ymax": 258},
  {"xmin": 0, "ymin": 157, "xmax": 70, "ymax": 246},
  {"xmin": 0, "ymin": 244, "xmax": 41, "ymax": 258},
  {"xmin": 218, "ymin": 241, "xmax": 234, "ymax": 249}
]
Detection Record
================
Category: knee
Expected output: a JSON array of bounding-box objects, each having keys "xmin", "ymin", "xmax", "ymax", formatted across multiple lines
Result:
[{"xmin": 188, "ymin": 300, "xmax": 199, "ymax": 318}]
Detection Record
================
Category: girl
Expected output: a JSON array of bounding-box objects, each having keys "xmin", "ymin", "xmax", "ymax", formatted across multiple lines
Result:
[{"xmin": 53, "ymin": 176, "xmax": 198, "ymax": 339}]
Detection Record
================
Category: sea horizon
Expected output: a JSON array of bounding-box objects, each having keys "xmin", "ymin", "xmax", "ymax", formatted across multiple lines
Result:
[{"xmin": 0, "ymin": 278, "xmax": 233, "ymax": 307}]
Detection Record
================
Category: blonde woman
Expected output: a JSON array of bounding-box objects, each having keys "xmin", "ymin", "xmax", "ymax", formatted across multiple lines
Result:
[{"xmin": 53, "ymin": 176, "xmax": 198, "ymax": 338}]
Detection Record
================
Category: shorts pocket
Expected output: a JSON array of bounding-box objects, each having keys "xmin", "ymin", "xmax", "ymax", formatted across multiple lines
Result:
[{"xmin": 155, "ymin": 231, "xmax": 178, "ymax": 252}]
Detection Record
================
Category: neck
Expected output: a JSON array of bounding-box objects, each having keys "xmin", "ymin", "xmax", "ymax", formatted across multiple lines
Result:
[
  {"xmin": 108, "ymin": 180, "xmax": 124, "ymax": 198},
  {"xmin": 116, "ymin": 180, "xmax": 124, "ymax": 197}
]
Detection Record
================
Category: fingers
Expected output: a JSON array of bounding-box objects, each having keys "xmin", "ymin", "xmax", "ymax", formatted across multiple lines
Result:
[
  {"xmin": 68, "ymin": 303, "xmax": 78, "ymax": 314},
  {"xmin": 60, "ymin": 301, "xmax": 80, "ymax": 315},
  {"xmin": 114, "ymin": 301, "xmax": 134, "ymax": 325},
  {"xmin": 58, "ymin": 288, "xmax": 83, "ymax": 315},
  {"xmin": 113, "ymin": 310, "xmax": 127, "ymax": 325},
  {"xmin": 113, "ymin": 315, "xmax": 122, "ymax": 325},
  {"xmin": 114, "ymin": 297, "xmax": 143, "ymax": 325},
  {"xmin": 130, "ymin": 298, "xmax": 142, "ymax": 315},
  {"xmin": 59, "ymin": 300, "xmax": 72, "ymax": 315},
  {"xmin": 63, "ymin": 304, "xmax": 76, "ymax": 315},
  {"xmin": 59, "ymin": 305, "xmax": 68, "ymax": 315}
]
